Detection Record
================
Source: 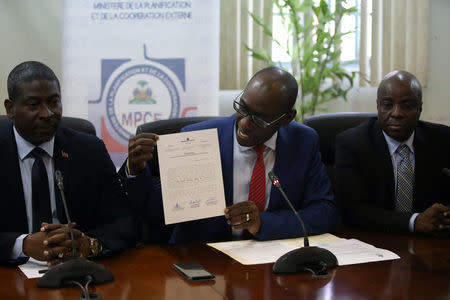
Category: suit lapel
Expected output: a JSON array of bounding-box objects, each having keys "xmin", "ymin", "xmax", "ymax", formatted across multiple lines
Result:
[
  {"xmin": 412, "ymin": 123, "xmax": 428, "ymax": 210},
  {"xmin": 53, "ymin": 128, "xmax": 71, "ymax": 223},
  {"xmin": 219, "ymin": 116, "xmax": 235, "ymax": 207},
  {"xmin": 268, "ymin": 125, "xmax": 290, "ymax": 211},
  {"xmin": 372, "ymin": 120, "xmax": 396, "ymax": 208},
  {"xmin": 1, "ymin": 124, "xmax": 28, "ymax": 231}
]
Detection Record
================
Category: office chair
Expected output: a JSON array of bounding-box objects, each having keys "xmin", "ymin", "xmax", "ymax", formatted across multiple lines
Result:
[{"xmin": 303, "ymin": 112, "xmax": 377, "ymax": 188}]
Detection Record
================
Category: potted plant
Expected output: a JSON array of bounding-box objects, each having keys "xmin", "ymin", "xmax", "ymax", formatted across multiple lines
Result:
[{"xmin": 247, "ymin": 0, "xmax": 356, "ymax": 122}]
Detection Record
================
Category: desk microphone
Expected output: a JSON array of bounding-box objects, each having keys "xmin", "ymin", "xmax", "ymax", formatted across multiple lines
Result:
[
  {"xmin": 38, "ymin": 170, "xmax": 113, "ymax": 297},
  {"xmin": 442, "ymin": 168, "xmax": 450, "ymax": 177},
  {"xmin": 268, "ymin": 171, "xmax": 337, "ymax": 277}
]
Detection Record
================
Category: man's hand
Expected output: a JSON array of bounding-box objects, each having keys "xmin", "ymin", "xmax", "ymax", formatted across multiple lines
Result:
[
  {"xmin": 414, "ymin": 203, "xmax": 450, "ymax": 235},
  {"xmin": 41, "ymin": 223, "xmax": 87, "ymax": 266},
  {"xmin": 45, "ymin": 233, "xmax": 91, "ymax": 266},
  {"xmin": 22, "ymin": 230, "xmax": 53, "ymax": 262},
  {"xmin": 225, "ymin": 201, "xmax": 261, "ymax": 235},
  {"xmin": 22, "ymin": 223, "xmax": 70, "ymax": 261},
  {"xmin": 22, "ymin": 222, "xmax": 91, "ymax": 266},
  {"xmin": 128, "ymin": 133, "xmax": 159, "ymax": 175}
]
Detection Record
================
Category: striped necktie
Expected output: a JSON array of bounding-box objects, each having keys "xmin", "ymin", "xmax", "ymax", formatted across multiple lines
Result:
[
  {"xmin": 395, "ymin": 144, "xmax": 414, "ymax": 212},
  {"xmin": 248, "ymin": 145, "xmax": 266, "ymax": 211}
]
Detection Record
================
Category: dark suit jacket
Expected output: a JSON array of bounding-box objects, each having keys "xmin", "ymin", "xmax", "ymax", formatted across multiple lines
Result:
[
  {"xmin": 0, "ymin": 123, "xmax": 137, "ymax": 265},
  {"xmin": 335, "ymin": 118, "xmax": 450, "ymax": 233},
  {"xmin": 123, "ymin": 115, "xmax": 336, "ymax": 243}
]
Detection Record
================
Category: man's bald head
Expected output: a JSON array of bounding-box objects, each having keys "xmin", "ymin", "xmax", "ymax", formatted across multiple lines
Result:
[
  {"xmin": 246, "ymin": 66, "xmax": 298, "ymax": 111},
  {"xmin": 234, "ymin": 67, "xmax": 298, "ymax": 147},
  {"xmin": 376, "ymin": 70, "xmax": 423, "ymax": 142},
  {"xmin": 377, "ymin": 70, "xmax": 422, "ymax": 103}
]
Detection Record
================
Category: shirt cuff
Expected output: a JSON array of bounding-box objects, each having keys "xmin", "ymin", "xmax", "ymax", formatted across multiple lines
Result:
[
  {"xmin": 11, "ymin": 234, "xmax": 29, "ymax": 260},
  {"xmin": 125, "ymin": 159, "xmax": 137, "ymax": 178},
  {"xmin": 409, "ymin": 213, "xmax": 419, "ymax": 232}
]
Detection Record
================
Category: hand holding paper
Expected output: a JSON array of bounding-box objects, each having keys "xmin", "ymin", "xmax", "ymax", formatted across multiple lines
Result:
[
  {"xmin": 225, "ymin": 201, "xmax": 261, "ymax": 235},
  {"xmin": 128, "ymin": 133, "xmax": 159, "ymax": 175}
]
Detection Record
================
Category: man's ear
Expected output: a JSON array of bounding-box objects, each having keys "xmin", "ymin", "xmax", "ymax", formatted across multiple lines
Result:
[
  {"xmin": 4, "ymin": 99, "xmax": 15, "ymax": 120},
  {"xmin": 281, "ymin": 109, "xmax": 296, "ymax": 125}
]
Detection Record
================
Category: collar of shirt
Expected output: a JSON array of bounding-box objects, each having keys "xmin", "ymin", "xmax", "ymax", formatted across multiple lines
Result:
[
  {"xmin": 382, "ymin": 130, "xmax": 415, "ymax": 156},
  {"xmin": 13, "ymin": 126, "xmax": 55, "ymax": 160}
]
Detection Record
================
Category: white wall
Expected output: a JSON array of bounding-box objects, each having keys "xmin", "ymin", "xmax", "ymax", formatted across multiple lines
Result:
[
  {"xmin": 1, "ymin": 0, "xmax": 449, "ymax": 126},
  {"xmin": 0, "ymin": 0, "xmax": 62, "ymax": 113}
]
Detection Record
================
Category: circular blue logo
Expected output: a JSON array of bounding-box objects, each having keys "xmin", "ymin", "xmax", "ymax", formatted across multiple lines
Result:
[{"xmin": 106, "ymin": 64, "xmax": 180, "ymax": 141}]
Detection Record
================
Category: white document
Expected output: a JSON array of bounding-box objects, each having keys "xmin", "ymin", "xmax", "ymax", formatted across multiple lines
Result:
[
  {"xmin": 315, "ymin": 238, "xmax": 400, "ymax": 265},
  {"xmin": 158, "ymin": 128, "xmax": 226, "ymax": 224},
  {"xmin": 207, "ymin": 233, "xmax": 400, "ymax": 266},
  {"xmin": 18, "ymin": 258, "xmax": 47, "ymax": 279}
]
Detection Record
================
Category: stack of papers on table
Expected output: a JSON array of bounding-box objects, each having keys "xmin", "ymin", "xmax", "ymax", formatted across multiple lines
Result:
[{"xmin": 207, "ymin": 233, "xmax": 399, "ymax": 265}]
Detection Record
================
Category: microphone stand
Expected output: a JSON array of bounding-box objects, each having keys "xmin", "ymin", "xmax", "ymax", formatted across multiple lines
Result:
[
  {"xmin": 268, "ymin": 171, "xmax": 338, "ymax": 277},
  {"xmin": 37, "ymin": 171, "xmax": 113, "ymax": 300}
]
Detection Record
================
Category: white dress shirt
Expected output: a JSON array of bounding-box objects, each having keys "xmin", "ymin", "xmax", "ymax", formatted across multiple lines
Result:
[
  {"xmin": 11, "ymin": 127, "xmax": 59, "ymax": 259},
  {"xmin": 232, "ymin": 123, "xmax": 277, "ymax": 236}
]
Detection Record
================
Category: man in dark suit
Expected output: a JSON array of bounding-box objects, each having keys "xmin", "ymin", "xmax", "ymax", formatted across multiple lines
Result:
[
  {"xmin": 123, "ymin": 66, "xmax": 336, "ymax": 243},
  {"xmin": 335, "ymin": 70, "xmax": 450, "ymax": 234},
  {"xmin": 0, "ymin": 61, "xmax": 136, "ymax": 266}
]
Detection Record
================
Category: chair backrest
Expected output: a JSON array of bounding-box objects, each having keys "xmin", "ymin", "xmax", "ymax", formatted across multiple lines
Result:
[
  {"xmin": 60, "ymin": 116, "xmax": 97, "ymax": 135},
  {"xmin": 136, "ymin": 116, "xmax": 221, "ymax": 178},
  {"xmin": 136, "ymin": 116, "xmax": 221, "ymax": 135},
  {"xmin": 0, "ymin": 115, "xmax": 96, "ymax": 135},
  {"xmin": 303, "ymin": 112, "xmax": 377, "ymax": 187}
]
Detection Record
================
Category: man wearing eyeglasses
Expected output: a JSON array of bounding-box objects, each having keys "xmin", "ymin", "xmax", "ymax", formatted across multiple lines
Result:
[{"xmin": 124, "ymin": 66, "xmax": 336, "ymax": 243}]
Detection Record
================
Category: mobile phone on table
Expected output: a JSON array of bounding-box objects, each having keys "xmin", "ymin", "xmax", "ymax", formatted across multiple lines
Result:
[{"xmin": 173, "ymin": 262, "xmax": 215, "ymax": 281}]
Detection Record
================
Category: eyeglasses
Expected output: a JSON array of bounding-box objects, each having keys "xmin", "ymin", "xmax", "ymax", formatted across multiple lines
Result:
[{"xmin": 233, "ymin": 94, "xmax": 287, "ymax": 128}]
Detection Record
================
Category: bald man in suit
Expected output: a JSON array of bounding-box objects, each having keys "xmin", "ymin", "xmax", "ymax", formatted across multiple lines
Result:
[{"xmin": 335, "ymin": 70, "xmax": 450, "ymax": 235}]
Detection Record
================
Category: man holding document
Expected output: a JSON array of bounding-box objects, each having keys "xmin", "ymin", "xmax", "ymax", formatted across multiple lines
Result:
[{"xmin": 123, "ymin": 67, "xmax": 336, "ymax": 243}]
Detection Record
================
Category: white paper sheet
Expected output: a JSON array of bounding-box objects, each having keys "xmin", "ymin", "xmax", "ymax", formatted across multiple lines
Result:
[
  {"xmin": 18, "ymin": 258, "xmax": 47, "ymax": 279},
  {"xmin": 158, "ymin": 129, "xmax": 226, "ymax": 224},
  {"xmin": 207, "ymin": 233, "xmax": 400, "ymax": 266}
]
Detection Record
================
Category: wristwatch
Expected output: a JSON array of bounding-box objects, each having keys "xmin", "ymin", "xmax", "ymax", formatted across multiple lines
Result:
[{"xmin": 88, "ymin": 237, "xmax": 102, "ymax": 258}]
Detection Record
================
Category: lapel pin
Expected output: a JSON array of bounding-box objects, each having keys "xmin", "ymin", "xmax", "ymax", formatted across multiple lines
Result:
[{"xmin": 61, "ymin": 151, "xmax": 69, "ymax": 158}]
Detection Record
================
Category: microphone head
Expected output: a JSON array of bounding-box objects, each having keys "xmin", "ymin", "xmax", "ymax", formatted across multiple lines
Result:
[
  {"xmin": 55, "ymin": 170, "xmax": 63, "ymax": 184},
  {"xmin": 54, "ymin": 170, "xmax": 64, "ymax": 191},
  {"xmin": 268, "ymin": 170, "xmax": 278, "ymax": 184}
]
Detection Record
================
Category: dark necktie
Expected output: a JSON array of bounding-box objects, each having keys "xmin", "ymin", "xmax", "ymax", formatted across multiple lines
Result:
[
  {"xmin": 248, "ymin": 145, "xmax": 266, "ymax": 211},
  {"xmin": 395, "ymin": 144, "xmax": 414, "ymax": 212},
  {"xmin": 30, "ymin": 147, "xmax": 52, "ymax": 232}
]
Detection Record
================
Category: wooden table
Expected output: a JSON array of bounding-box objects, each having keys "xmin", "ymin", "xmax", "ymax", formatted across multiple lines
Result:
[{"xmin": 1, "ymin": 229, "xmax": 449, "ymax": 299}]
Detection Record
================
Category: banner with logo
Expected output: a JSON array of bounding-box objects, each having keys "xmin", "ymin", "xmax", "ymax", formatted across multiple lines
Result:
[{"xmin": 62, "ymin": 0, "xmax": 219, "ymax": 166}]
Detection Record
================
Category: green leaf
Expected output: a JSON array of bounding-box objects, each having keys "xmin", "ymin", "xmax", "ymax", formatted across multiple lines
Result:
[{"xmin": 247, "ymin": 0, "xmax": 356, "ymax": 120}]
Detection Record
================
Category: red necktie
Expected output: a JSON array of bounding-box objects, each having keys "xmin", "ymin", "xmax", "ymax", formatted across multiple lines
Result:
[{"xmin": 248, "ymin": 145, "xmax": 266, "ymax": 211}]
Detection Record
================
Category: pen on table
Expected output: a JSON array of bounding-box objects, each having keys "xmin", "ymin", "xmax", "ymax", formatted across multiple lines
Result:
[{"xmin": 38, "ymin": 269, "xmax": 48, "ymax": 274}]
